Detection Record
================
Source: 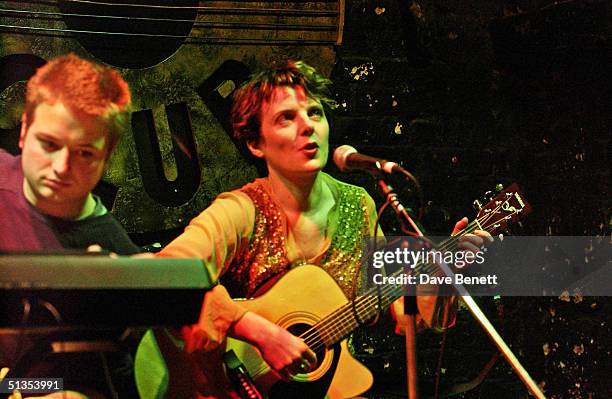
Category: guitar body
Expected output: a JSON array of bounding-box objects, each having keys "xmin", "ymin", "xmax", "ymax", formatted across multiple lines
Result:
[
  {"xmin": 227, "ymin": 265, "xmax": 373, "ymax": 399},
  {"xmin": 135, "ymin": 265, "xmax": 373, "ymax": 399},
  {"xmin": 136, "ymin": 185, "xmax": 530, "ymax": 399}
]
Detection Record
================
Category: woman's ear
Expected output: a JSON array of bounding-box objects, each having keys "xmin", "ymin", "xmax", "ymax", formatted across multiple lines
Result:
[{"xmin": 246, "ymin": 140, "xmax": 264, "ymax": 159}]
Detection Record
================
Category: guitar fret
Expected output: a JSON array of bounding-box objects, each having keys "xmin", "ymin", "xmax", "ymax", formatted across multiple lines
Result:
[
  {"xmin": 306, "ymin": 185, "xmax": 530, "ymax": 355},
  {"xmin": 310, "ymin": 233, "xmax": 466, "ymax": 348}
]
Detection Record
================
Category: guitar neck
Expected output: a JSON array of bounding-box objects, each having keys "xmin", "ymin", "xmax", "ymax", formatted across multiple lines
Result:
[
  {"xmin": 306, "ymin": 185, "xmax": 531, "ymax": 347},
  {"xmin": 305, "ymin": 234, "xmax": 464, "ymax": 348}
]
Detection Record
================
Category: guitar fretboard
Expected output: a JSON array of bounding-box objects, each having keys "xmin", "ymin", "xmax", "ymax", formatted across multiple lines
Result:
[{"xmin": 300, "ymin": 187, "xmax": 529, "ymax": 350}]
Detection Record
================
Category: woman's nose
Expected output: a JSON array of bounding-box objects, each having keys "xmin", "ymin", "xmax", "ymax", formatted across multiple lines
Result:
[{"xmin": 298, "ymin": 113, "xmax": 316, "ymax": 136}]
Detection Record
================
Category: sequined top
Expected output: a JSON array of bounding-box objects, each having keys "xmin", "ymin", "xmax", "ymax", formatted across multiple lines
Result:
[
  {"xmin": 221, "ymin": 174, "xmax": 374, "ymax": 298},
  {"xmin": 157, "ymin": 173, "xmax": 455, "ymax": 355}
]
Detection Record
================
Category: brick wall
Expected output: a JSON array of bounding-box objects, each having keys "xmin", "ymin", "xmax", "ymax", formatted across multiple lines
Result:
[{"xmin": 332, "ymin": 1, "xmax": 611, "ymax": 397}]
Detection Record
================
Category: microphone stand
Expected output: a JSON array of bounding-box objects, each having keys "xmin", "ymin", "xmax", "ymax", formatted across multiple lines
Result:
[
  {"xmin": 377, "ymin": 179, "xmax": 420, "ymax": 399},
  {"xmin": 375, "ymin": 179, "xmax": 546, "ymax": 399}
]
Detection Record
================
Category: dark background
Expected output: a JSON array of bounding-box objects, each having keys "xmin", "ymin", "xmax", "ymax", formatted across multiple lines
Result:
[
  {"xmin": 333, "ymin": 1, "xmax": 610, "ymax": 398},
  {"xmin": 0, "ymin": 0, "xmax": 610, "ymax": 397}
]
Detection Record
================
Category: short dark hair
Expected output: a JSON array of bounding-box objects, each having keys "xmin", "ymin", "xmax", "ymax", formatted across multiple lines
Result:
[{"xmin": 231, "ymin": 60, "xmax": 336, "ymax": 145}]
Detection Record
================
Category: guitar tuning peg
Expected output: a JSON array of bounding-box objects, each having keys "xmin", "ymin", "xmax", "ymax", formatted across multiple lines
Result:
[
  {"xmin": 484, "ymin": 190, "xmax": 495, "ymax": 202},
  {"xmin": 495, "ymin": 183, "xmax": 504, "ymax": 192},
  {"xmin": 473, "ymin": 199, "xmax": 482, "ymax": 210}
]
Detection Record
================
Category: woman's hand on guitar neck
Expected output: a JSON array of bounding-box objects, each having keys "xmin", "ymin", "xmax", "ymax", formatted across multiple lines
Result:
[
  {"xmin": 453, "ymin": 217, "xmax": 493, "ymax": 255},
  {"xmin": 230, "ymin": 311, "xmax": 317, "ymax": 380}
]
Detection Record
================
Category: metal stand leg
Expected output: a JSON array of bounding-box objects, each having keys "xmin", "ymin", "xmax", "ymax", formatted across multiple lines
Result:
[
  {"xmin": 460, "ymin": 295, "xmax": 546, "ymax": 399},
  {"xmin": 404, "ymin": 315, "xmax": 419, "ymax": 399},
  {"xmin": 436, "ymin": 261, "xmax": 546, "ymax": 399}
]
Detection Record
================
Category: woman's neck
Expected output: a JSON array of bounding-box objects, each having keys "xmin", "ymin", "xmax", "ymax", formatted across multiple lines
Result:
[{"xmin": 267, "ymin": 170, "xmax": 325, "ymax": 214}]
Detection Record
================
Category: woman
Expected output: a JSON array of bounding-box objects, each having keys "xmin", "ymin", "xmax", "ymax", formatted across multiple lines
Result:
[{"xmin": 140, "ymin": 61, "xmax": 488, "ymax": 398}]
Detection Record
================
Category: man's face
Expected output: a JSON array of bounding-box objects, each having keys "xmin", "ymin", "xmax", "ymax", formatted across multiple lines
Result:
[
  {"xmin": 19, "ymin": 101, "xmax": 110, "ymax": 218},
  {"xmin": 251, "ymin": 86, "xmax": 329, "ymax": 179}
]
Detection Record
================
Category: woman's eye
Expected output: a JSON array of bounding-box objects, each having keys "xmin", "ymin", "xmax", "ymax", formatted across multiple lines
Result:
[
  {"xmin": 277, "ymin": 112, "xmax": 294, "ymax": 124},
  {"xmin": 77, "ymin": 150, "xmax": 95, "ymax": 159},
  {"xmin": 310, "ymin": 108, "xmax": 324, "ymax": 118}
]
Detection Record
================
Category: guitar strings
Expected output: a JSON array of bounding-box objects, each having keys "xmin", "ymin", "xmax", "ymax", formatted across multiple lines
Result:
[
  {"xmin": 0, "ymin": 3, "xmax": 338, "ymax": 42},
  {"xmin": 0, "ymin": 24, "xmax": 338, "ymax": 45},
  {"xmin": 60, "ymin": 0, "xmax": 338, "ymax": 13},
  {"xmin": 301, "ymin": 192, "xmax": 525, "ymax": 364},
  {"xmin": 0, "ymin": 5, "xmax": 339, "ymax": 22},
  {"xmin": 302, "ymin": 219, "xmax": 492, "ymax": 352},
  {"xmin": 299, "ymin": 201, "xmax": 510, "ymax": 352},
  {"xmin": 5, "ymin": 1, "xmax": 338, "ymax": 16},
  {"xmin": 310, "ymin": 204, "xmax": 509, "ymax": 350}
]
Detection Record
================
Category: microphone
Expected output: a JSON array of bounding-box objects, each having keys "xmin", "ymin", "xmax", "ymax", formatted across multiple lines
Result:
[{"xmin": 333, "ymin": 145, "xmax": 406, "ymax": 176}]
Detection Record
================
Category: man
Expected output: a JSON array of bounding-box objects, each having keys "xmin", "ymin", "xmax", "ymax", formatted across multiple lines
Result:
[
  {"xmin": 0, "ymin": 53, "xmax": 138, "ymax": 254},
  {"xmin": 0, "ymin": 53, "xmax": 140, "ymax": 398}
]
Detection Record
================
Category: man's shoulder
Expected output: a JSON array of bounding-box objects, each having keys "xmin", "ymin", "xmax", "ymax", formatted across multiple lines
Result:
[
  {"xmin": 0, "ymin": 150, "xmax": 23, "ymax": 196},
  {"xmin": 0, "ymin": 149, "xmax": 19, "ymax": 170},
  {"xmin": 0, "ymin": 148, "xmax": 18, "ymax": 161},
  {"xmin": 0, "ymin": 149, "xmax": 21, "ymax": 182}
]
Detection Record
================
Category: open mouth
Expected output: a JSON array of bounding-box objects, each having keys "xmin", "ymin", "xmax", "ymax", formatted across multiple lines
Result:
[{"xmin": 301, "ymin": 142, "xmax": 319, "ymax": 151}]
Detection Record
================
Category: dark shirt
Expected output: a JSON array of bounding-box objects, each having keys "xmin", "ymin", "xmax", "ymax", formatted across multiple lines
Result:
[
  {"xmin": 0, "ymin": 150, "xmax": 139, "ymax": 255},
  {"xmin": 0, "ymin": 150, "xmax": 140, "ymax": 397}
]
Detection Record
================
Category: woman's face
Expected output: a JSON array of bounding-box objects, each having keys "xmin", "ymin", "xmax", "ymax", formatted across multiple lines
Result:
[{"xmin": 249, "ymin": 86, "xmax": 329, "ymax": 180}]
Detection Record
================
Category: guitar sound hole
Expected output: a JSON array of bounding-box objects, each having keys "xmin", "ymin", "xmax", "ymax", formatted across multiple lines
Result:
[
  {"xmin": 59, "ymin": 0, "xmax": 197, "ymax": 69},
  {"xmin": 287, "ymin": 323, "xmax": 326, "ymax": 369}
]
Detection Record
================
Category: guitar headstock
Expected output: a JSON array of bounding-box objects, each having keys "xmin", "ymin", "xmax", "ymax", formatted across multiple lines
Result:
[{"xmin": 475, "ymin": 183, "xmax": 532, "ymax": 236}]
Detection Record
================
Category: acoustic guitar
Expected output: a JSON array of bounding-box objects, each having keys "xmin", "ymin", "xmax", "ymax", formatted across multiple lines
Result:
[{"xmin": 135, "ymin": 184, "xmax": 531, "ymax": 399}]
